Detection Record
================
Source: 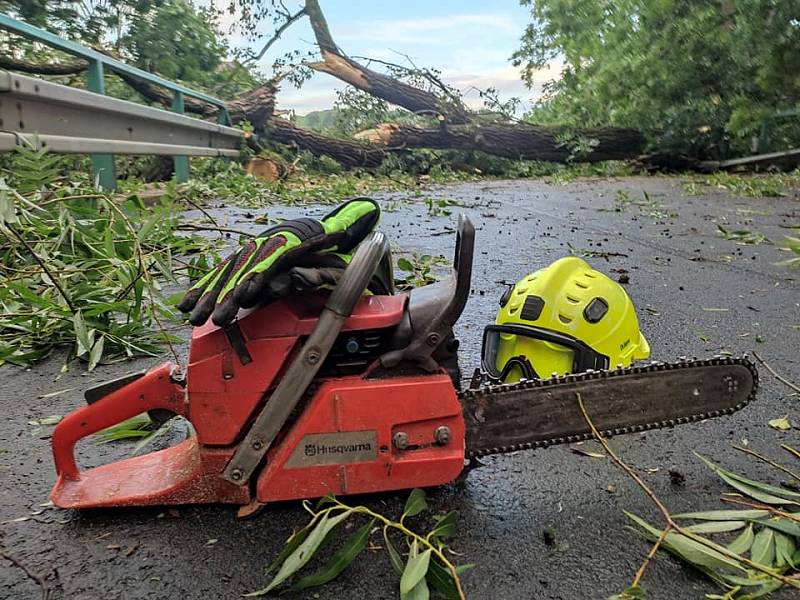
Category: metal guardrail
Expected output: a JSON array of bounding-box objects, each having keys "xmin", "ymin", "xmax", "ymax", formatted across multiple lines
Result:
[
  {"xmin": 0, "ymin": 71, "xmax": 242, "ymax": 154},
  {"xmin": 0, "ymin": 14, "xmax": 242, "ymax": 190}
]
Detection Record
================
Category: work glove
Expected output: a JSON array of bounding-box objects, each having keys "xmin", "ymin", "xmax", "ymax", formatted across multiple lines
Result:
[{"xmin": 177, "ymin": 198, "xmax": 380, "ymax": 327}]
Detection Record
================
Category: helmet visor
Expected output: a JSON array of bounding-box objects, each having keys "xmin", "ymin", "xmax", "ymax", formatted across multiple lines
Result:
[{"xmin": 481, "ymin": 324, "xmax": 609, "ymax": 382}]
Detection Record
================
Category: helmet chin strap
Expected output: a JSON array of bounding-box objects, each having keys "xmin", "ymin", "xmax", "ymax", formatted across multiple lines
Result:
[{"xmin": 498, "ymin": 355, "xmax": 538, "ymax": 382}]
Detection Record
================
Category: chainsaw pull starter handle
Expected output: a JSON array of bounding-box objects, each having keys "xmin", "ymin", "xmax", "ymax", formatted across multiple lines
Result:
[{"xmin": 221, "ymin": 232, "xmax": 389, "ymax": 485}]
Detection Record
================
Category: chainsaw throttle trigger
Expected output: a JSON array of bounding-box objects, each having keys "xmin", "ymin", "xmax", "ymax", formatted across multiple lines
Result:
[{"xmin": 221, "ymin": 232, "xmax": 390, "ymax": 485}]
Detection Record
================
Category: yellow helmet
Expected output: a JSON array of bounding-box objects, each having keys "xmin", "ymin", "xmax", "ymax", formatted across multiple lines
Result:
[{"xmin": 481, "ymin": 257, "xmax": 650, "ymax": 383}]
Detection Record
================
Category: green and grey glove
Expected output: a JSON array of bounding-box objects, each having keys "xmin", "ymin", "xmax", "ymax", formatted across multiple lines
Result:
[{"xmin": 177, "ymin": 198, "xmax": 380, "ymax": 327}]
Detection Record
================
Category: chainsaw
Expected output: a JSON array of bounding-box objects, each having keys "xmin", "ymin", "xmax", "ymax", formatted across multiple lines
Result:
[{"xmin": 49, "ymin": 215, "xmax": 758, "ymax": 512}]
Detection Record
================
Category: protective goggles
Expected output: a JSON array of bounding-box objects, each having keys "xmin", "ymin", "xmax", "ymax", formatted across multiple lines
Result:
[{"xmin": 481, "ymin": 323, "xmax": 609, "ymax": 382}]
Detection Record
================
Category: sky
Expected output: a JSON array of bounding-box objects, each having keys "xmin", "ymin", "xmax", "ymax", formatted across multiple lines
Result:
[{"xmin": 213, "ymin": 0, "xmax": 560, "ymax": 115}]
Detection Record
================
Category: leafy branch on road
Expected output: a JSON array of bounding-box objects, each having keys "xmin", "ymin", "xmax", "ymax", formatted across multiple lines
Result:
[
  {"xmin": 396, "ymin": 251, "xmax": 449, "ymax": 289},
  {"xmin": 577, "ymin": 394, "xmax": 800, "ymax": 600},
  {"xmin": 251, "ymin": 489, "xmax": 471, "ymax": 599},
  {"xmin": 777, "ymin": 235, "xmax": 800, "ymax": 268},
  {"xmin": 716, "ymin": 224, "xmax": 770, "ymax": 246},
  {"xmin": 0, "ymin": 146, "xmax": 219, "ymax": 369}
]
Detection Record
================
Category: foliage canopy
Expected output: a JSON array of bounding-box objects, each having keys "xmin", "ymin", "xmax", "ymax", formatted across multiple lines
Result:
[{"xmin": 514, "ymin": 0, "xmax": 800, "ymax": 158}]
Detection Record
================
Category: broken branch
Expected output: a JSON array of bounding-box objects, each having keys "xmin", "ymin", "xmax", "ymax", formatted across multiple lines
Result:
[
  {"xmin": 752, "ymin": 351, "xmax": 800, "ymax": 395},
  {"xmin": 576, "ymin": 392, "xmax": 800, "ymax": 590}
]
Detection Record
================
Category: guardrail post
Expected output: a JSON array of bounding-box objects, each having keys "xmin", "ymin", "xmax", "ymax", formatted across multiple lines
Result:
[
  {"xmin": 217, "ymin": 108, "xmax": 232, "ymax": 126},
  {"xmin": 171, "ymin": 91, "xmax": 189, "ymax": 182},
  {"xmin": 86, "ymin": 59, "xmax": 116, "ymax": 191},
  {"xmin": 758, "ymin": 120, "xmax": 771, "ymax": 155}
]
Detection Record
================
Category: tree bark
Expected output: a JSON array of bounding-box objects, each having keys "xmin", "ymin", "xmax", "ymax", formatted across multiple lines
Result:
[
  {"xmin": 304, "ymin": 0, "xmax": 469, "ymax": 124},
  {"xmin": 269, "ymin": 119, "xmax": 384, "ymax": 167},
  {"xmin": 356, "ymin": 122, "xmax": 646, "ymax": 162},
  {"xmin": 0, "ymin": 55, "xmax": 87, "ymax": 75}
]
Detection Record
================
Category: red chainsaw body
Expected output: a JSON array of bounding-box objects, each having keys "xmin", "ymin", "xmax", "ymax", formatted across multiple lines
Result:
[{"xmin": 50, "ymin": 294, "xmax": 467, "ymax": 509}]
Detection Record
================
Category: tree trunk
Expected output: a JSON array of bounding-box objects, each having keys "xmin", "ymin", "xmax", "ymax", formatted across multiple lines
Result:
[
  {"xmin": 269, "ymin": 119, "xmax": 384, "ymax": 167},
  {"xmin": 356, "ymin": 122, "xmax": 646, "ymax": 162},
  {"xmin": 0, "ymin": 55, "xmax": 87, "ymax": 75}
]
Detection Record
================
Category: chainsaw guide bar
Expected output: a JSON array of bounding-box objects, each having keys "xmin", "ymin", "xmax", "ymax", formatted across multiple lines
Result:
[{"xmin": 460, "ymin": 356, "xmax": 758, "ymax": 458}]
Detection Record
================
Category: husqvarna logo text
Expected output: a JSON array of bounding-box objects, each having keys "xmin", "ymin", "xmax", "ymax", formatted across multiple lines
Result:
[
  {"xmin": 304, "ymin": 441, "xmax": 373, "ymax": 457},
  {"xmin": 286, "ymin": 431, "xmax": 378, "ymax": 467}
]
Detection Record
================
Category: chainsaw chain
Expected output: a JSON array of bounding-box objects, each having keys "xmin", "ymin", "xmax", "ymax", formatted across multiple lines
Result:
[{"xmin": 458, "ymin": 355, "xmax": 759, "ymax": 459}]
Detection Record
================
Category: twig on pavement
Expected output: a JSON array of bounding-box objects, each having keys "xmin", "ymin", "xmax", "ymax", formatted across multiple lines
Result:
[{"xmin": 752, "ymin": 351, "xmax": 800, "ymax": 394}]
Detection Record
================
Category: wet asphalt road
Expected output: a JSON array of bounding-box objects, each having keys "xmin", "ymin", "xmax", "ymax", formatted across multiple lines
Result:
[{"xmin": 1, "ymin": 176, "xmax": 799, "ymax": 600}]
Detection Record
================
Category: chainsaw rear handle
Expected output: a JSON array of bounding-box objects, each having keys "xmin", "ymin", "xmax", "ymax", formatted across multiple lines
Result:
[
  {"xmin": 221, "ymin": 232, "xmax": 390, "ymax": 485},
  {"xmin": 51, "ymin": 363, "xmax": 187, "ymax": 480}
]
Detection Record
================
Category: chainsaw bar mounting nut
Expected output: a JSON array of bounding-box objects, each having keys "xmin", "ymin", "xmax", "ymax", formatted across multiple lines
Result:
[
  {"xmin": 393, "ymin": 431, "xmax": 409, "ymax": 450},
  {"xmin": 434, "ymin": 426, "xmax": 452, "ymax": 445}
]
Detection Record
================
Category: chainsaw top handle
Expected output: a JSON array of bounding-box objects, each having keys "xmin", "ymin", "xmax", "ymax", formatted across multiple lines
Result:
[
  {"xmin": 326, "ymin": 232, "xmax": 390, "ymax": 317},
  {"xmin": 221, "ymin": 232, "xmax": 390, "ymax": 486}
]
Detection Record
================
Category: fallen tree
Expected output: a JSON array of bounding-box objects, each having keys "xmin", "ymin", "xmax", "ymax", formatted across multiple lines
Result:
[
  {"xmin": 270, "ymin": 119, "xmax": 384, "ymax": 167},
  {"xmin": 1, "ymin": 2, "xmax": 649, "ymax": 168},
  {"xmin": 356, "ymin": 122, "xmax": 646, "ymax": 162},
  {"xmin": 299, "ymin": 0, "xmax": 645, "ymax": 162}
]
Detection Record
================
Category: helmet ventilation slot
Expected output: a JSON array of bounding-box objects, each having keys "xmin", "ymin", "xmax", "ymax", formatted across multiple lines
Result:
[{"xmin": 558, "ymin": 313, "xmax": 573, "ymax": 324}]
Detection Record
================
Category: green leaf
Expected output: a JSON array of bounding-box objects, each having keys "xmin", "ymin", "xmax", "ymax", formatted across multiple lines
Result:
[
  {"xmin": 265, "ymin": 523, "xmax": 314, "ymax": 575},
  {"xmin": 403, "ymin": 488, "xmax": 428, "ymax": 519},
  {"xmin": 384, "ymin": 528, "xmax": 404, "ymax": 576},
  {"xmin": 397, "ymin": 257, "xmax": 414, "ymax": 272},
  {"xmin": 72, "ymin": 311, "xmax": 90, "ymax": 356},
  {"xmin": 93, "ymin": 414, "xmax": 152, "ymax": 443},
  {"xmin": 774, "ymin": 531, "xmax": 796, "ymax": 568},
  {"xmin": 403, "ymin": 579, "xmax": 430, "ymax": 600},
  {"xmin": 607, "ymin": 586, "xmax": 646, "ymax": 600},
  {"xmin": 0, "ymin": 180, "xmax": 19, "ymax": 226},
  {"xmin": 246, "ymin": 509, "xmax": 352, "ymax": 596},
  {"xmin": 88, "ymin": 335, "xmax": 105, "ymax": 371},
  {"xmin": 750, "ymin": 528, "xmax": 775, "ymax": 566},
  {"xmin": 695, "ymin": 454, "xmax": 800, "ymax": 504},
  {"xmin": 727, "ymin": 524, "xmax": 755, "ymax": 555},
  {"xmin": 768, "ymin": 416, "xmax": 792, "ymax": 431},
  {"xmin": 400, "ymin": 541, "xmax": 432, "ymax": 595},
  {"xmin": 429, "ymin": 511, "xmax": 459, "ymax": 540},
  {"xmin": 751, "ymin": 516, "xmax": 800, "ymax": 537},
  {"xmin": 315, "ymin": 493, "xmax": 337, "ymax": 510},
  {"xmin": 625, "ymin": 512, "xmax": 746, "ymax": 573},
  {"xmin": 674, "ymin": 510, "xmax": 770, "ymax": 521},
  {"xmin": 426, "ymin": 559, "xmax": 461, "ymax": 600},
  {"xmin": 288, "ymin": 518, "xmax": 374, "ymax": 592},
  {"xmin": 741, "ymin": 578, "xmax": 785, "ymax": 599},
  {"xmin": 685, "ymin": 521, "xmax": 746, "ymax": 534}
]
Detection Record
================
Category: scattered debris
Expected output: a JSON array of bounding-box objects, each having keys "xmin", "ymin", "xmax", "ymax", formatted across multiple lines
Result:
[
  {"xmin": 668, "ymin": 469, "xmax": 686, "ymax": 486},
  {"xmin": 768, "ymin": 416, "xmax": 792, "ymax": 431}
]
